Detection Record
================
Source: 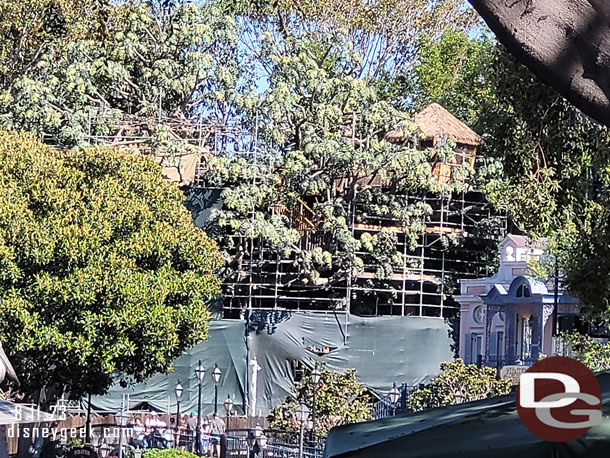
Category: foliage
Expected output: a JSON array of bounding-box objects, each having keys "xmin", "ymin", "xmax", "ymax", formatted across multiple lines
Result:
[
  {"xmin": 239, "ymin": 0, "xmax": 480, "ymax": 77},
  {"xmin": 413, "ymin": 28, "xmax": 610, "ymax": 317},
  {"xmin": 267, "ymin": 364, "xmax": 372, "ymax": 436},
  {"xmin": 407, "ymin": 359, "xmax": 512, "ymax": 412},
  {"xmin": 561, "ymin": 333, "xmax": 610, "ymax": 372},
  {"xmin": 0, "ymin": 0, "xmax": 246, "ymax": 147},
  {"xmin": 0, "ymin": 131, "xmax": 221, "ymax": 401},
  {"xmin": 201, "ymin": 27, "xmax": 478, "ymax": 299},
  {"xmin": 143, "ymin": 449, "xmax": 199, "ymax": 458},
  {"xmin": 477, "ymin": 47, "xmax": 610, "ymax": 316},
  {"xmin": 412, "ymin": 29, "xmax": 495, "ymax": 126},
  {"xmin": 0, "ymin": 0, "xmax": 107, "ymax": 88}
]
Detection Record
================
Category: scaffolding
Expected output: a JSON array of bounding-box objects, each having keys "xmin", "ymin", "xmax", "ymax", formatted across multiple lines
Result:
[
  {"xmin": 52, "ymin": 104, "xmax": 507, "ymax": 319},
  {"xmin": 209, "ymin": 104, "xmax": 508, "ymax": 319}
]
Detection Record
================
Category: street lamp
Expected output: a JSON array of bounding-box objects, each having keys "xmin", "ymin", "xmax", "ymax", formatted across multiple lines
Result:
[
  {"xmin": 310, "ymin": 365, "xmax": 321, "ymax": 444},
  {"xmin": 194, "ymin": 362, "xmax": 205, "ymax": 455},
  {"xmin": 115, "ymin": 405, "xmax": 128, "ymax": 458},
  {"xmin": 99, "ymin": 443, "xmax": 111, "ymax": 458},
  {"xmin": 295, "ymin": 403, "xmax": 310, "ymax": 458},
  {"xmin": 224, "ymin": 394, "xmax": 234, "ymax": 431},
  {"xmin": 454, "ymin": 389, "xmax": 464, "ymax": 405},
  {"xmin": 175, "ymin": 380, "xmax": 183, "ymax": 444},
  {"xmin": 388, "ymin": 383, "xmax": 400, "ymax": 416},
  {"xmin": 247, "ymin": 425, "xmax": 265, "ymax": 458},
  {"xmin": 224, "ymin": 394, "xmax": 233, "ymax": 416},
  {"xmin": 212, "ymin": 364, "xmax": 221, "ymax": 414}
]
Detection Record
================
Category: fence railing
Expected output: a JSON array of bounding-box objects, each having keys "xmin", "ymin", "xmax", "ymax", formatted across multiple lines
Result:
[
  {"xmin": 226, "ymin": 429, "xmax": 324, "ymax": 458},
  {"xmin": 372, "ymin": 384, "xmax": 419, "ymax": 419}
]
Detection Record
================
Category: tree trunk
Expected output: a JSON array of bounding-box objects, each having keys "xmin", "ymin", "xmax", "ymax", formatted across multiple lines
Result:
[{"xmin": 469, "ymin": 0, "xmax": 610, "ymax": 127}]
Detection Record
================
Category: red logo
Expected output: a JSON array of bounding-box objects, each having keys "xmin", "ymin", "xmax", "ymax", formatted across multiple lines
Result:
[{"xmin": 516, "ymin": 356, "xmax": 602, "ymax": 442}]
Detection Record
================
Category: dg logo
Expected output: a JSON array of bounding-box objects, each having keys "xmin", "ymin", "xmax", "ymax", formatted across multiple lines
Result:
[{"xmin": 517, "ymin": 356, "xmax": 602, "ymax": 442}]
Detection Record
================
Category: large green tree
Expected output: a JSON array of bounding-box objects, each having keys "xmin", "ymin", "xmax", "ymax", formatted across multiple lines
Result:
[
  {"xmin": 0, "ymin": 131, "xmax": 221, "ymax": 401},
  {"xmin": 202, "ymin": 27, "xmax": 472, "ymax": 301},
  {"xmin": 0, "ymin": 0, "xmax": 245, "ymax": 147}
]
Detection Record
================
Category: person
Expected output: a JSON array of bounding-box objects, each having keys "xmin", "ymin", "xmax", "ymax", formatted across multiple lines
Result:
[
  {"xmin": 162, "ymin": 419, "xmax": 175, "ymax": 448},
  {"xmin": 131, "ymin": 417, "xmax": 147, "ymax": 449},
  {"xmin": 185, "ymin": 412, "xmax": 198, "ymax": 452},
  {"xmin": 199, "ymin": 417, "xmax": 211, "ymax": 456},
  {"xmin": 209, "ymin": 413, "xmax": 226, "ymax": 457},
  {"xmin": 177, "ymin": 418, "xmax": 189, "ymax": 451}
]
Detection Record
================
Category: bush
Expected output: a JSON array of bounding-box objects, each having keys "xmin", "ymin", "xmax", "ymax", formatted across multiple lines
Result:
[
  {"xmin": 143, "ymin": 449, "xmax": 199, "ymax": 458},
  {"xmin": 408, "ymin": 359, "xmax": 512, "ymax": 412}
]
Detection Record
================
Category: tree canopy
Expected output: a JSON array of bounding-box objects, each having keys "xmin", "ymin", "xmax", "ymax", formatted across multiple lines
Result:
[
  {"xmin": 408, "ymin": 359, "xmax": 512, "ymax": 412},
  {"xmin": 0, "ymin": 131, "xmax": 221, "ymax": 401},
  {"xmin": 267, "ymin": 364, "xmax": 372, "ymax": 437},
  {"xmin": 202, "ymin": 27, "xmax": 474, "ymax": 300}
]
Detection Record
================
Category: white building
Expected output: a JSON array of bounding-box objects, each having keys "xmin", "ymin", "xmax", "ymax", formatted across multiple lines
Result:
[{"xmin": 455, "ymin": 235, "xmax": 579, "ymax": 368}]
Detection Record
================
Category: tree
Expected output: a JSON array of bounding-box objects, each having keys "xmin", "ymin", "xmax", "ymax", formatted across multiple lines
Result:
[
  {"xmin": 1, "ymin": 0, "xmax": 245, "ymax": 147},
  {"xmin": 412, "ymin": 29, "xmax": 495, "ymax": 126},
  {"xmin": 0, "ymin": 0, "xmax": 107, "ymax": 89},
  {"xmin": 267, "ymin": 364, "xmax": 373, "ymax": 437},
  {"xmin": 407, "ymin": 359, "xmax": 512, "ymax": 412},
  {"xmin": 239, "ymin": 0, "xmax": 480, "ymax": 76},
  {"xmin": 469, "ymin": 0, "xmax": 610, "ymax": 128},
  {"xmin": 0, "ymin": 131, "xmax": 221, "ymax": 402},
  {"xmin": 561, "ymin": 332, "xmax": 610, "ymax": 372},
  {"xmin": 202, "ymin": 27, "xmax": 472, "ymax": 301}
]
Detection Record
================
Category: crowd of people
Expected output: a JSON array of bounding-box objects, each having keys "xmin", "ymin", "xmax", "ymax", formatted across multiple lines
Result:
[{"xmin": 127, "ymin": 411, "xmax": 226, "ymax": 457}]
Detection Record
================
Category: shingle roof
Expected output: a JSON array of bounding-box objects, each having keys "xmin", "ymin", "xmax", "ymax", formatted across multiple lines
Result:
[{"xmin": 414, "ymin": 103, "xmax": 482, "ymax": 146}]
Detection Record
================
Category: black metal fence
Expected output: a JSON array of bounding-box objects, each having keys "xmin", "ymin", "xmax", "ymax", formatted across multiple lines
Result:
[
  {"xmin": 372, "ymin": 384, "xmax": 419, "ymax": 419},
  {"xmin": 225, "ymin": 429, "xmax": 324, "ymax": 458}
]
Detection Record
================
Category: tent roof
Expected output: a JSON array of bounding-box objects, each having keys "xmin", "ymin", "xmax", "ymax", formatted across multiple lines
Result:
[{"xmin": 324, "ymin": 371, "xmax": 610, "ymax": 458}]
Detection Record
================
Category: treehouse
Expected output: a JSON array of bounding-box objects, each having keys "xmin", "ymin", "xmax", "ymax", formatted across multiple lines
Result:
[
  {"xmin": 386, "ymin": 102, "xmax": 481, "ymax": 183},
  {"xmin": 78, "ymin": 102, "xmax": 502, "ymax": 319},
  {"xmin": 192, "ymin": 104, "xmax": 504, "ymax": 319}
]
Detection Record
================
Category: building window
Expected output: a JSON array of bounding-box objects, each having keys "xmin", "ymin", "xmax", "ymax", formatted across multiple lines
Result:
[
  {"xmin": 471, "ymin": 334, "xmax": 483, "ymax": 365},
  {"xmin": 517, "ymin": 285, "xmax": 523, "ymax": 297}
]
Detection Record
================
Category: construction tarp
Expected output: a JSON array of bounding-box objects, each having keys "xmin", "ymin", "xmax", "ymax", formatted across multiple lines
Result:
[
  {"xmin": 90, "ymin": 320, "xmax": 247, "ymax": 415},
  {"xmin": 92, "ymin": 312, "xmax": 454, "ymax": 416},
  {"xmin": 323, "ymin": 371, "xmax": 610, "ymax": 458},
  {"xmin": 247, "ymin": 311, "xmax": 454, "ymax": 415}
]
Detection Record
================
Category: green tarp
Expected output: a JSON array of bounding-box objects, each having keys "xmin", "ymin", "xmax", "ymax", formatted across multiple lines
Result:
[
  {"xmin": 90, "ymin": 320, "xmax": 247, "ymax": 414},
  {"xmin": 92, "ymin": 312, "xmax": 454, "ymax": 415}
]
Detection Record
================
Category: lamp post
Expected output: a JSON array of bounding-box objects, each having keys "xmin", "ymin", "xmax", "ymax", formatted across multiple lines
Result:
[
  {"xmin": 175, "ymin": 380, "xmax": 184, "ymax": 446},
  {"xmin": 388, "ymin": 383, "xmax": 400, "ymax": 416},
  {"xmin": 194, "ymin": 361, "xmax": 206, "ymax": 455},
  {"xmin": 454, "ymin": 389, "xmax": 464, "ymax": 405},
  {"xmin": 224, "ymin": 394, "xmax": 233, "ymax": 428},
  {"xmin": 212, "ymin": 364, "xmax": 221, "ymax": 414},
  {"xmin": 246, "ymin": 424, "xmax": 265, "ymax": 458},
  {"xmin": 310, "ymin": 365, "xmax": 321, "ymax": 444},
  {"xmin": 115, "ymin": 404, "xmax": 128, "ymax": 458},
  {"xmin": 99, "ymin": 443, "xmax": 111, "ymax": 458},
  {"xmin": 295, "ymin": 403, "xmax": 310, "ymax": 458}
]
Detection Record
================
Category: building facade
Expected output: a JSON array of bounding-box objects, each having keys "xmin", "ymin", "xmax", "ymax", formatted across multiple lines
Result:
[{"xmin": 455, "ymin": 235, "xmax": 580, "ymax": 368}]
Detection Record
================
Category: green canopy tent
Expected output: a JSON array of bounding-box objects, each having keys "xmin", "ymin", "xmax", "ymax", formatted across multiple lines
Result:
[{"xmin": 324, "ymin": 372, "xmax": 610, "ymax": 458}]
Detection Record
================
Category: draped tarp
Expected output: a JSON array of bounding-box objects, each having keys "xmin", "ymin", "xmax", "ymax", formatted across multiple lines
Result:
[
  {"xmin": 91, "ymin": 312, "xmax": 454, "ymax": 415},
  {"xmin": 247, "ymin": 312, "xmax": 454, "ymax": 413},
  {"xmin": 323, "ymin": 372, "xmax": 610, "ymax": 458},
  {"xmin": 90, "ymin": 320, "xmax": 247, "ymax": 415}
]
